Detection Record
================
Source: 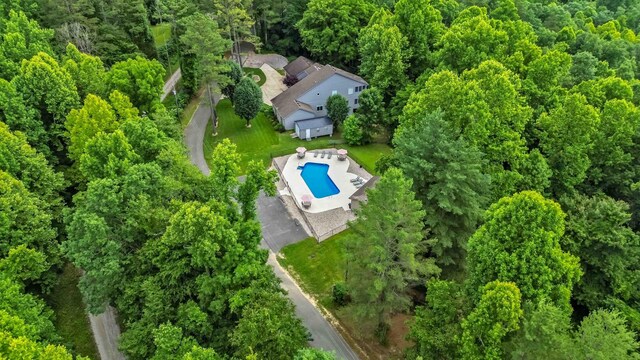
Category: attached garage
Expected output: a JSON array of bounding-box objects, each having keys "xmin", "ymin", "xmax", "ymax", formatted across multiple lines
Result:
[{"xmin": 295, "ymin": 117, "xmax": 333, "ymax": 140}]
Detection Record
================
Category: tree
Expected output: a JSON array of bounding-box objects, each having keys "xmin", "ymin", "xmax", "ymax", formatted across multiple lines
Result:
[
  {"xmin": 537, "ymin": 93, "xmax": 599, "ymax": 195},
  {"xmin": 230, "ymin": 290, "xmax": 309, "ymax": 359},
  {"xmin": 180, "ymin": 12, "xmax": 232, "ymax": 134},
  {"xmin": 0, "ymin": 121, "xmax": 64, "ymax": 215},
  {"xmin": 561, "ymin": 193, "xmax": 640, "ymax": 311},
  {"xmin": 587, "ymin": 99, "xmax": 640, "ymax": 198},
  {"xmin": 345, "ymin": 168, "xmax": 438, "ymax": 340},
  {"xmin": 297, "ymin": 0, "xmax": 376, "ymax": 67},
  {"xmin": 209, "ymin": 138, "xmax": 240, "ymax": 204},
  {"xmin": 106, "ymin": 56, "xmax": 165, "ymax": 114},
  {"xmin": 407, "ymin": 280, "xmax": 466, "ymax": 360},
  {"xmin": 78, "ymin": 130, "xmax": 140, "ymax": 181},
  {"xmin": 393, "ymin": 0, "xmax": 445, "ymax": 78},
  {"xmin": 342, "ymin": 115, "xmax": 368, "ymax": 145},
  {"xmin": 358, "ymin": 10, "xmax": 408, "ymax": 96},
  {"xmin": 393, "ymin": 110, "xmax": 490, "ymax": 269},
  {"xmin": 13, "ymin": 51, "xmax": 80, "ymax": 160},
  {"xmin": 506, "ymin": 302, "xmax": 576, "ymax": 360},
  {"xmin": 237, "ymin": 161, "xmax": 276, "ymax": 221},
  {"xmin": 326, "ymin": 94, "xmax": 349, "ymax": 125},
  {"xmin": 0, "ymin": 171, "xmax": 58, "ymax": 288},
  {"xmin": 65, "ymin": 94, "xmax": 119, "ymax": 163},
  {"xmin": 400, "ymin": 61, "xmax": 534, "ymax": 200},
  {"xmin": 211, "ymin": 0, "xmax": 257, "ymax": 66},
  {"xmin": 575, "ymin": 310, "xmax": 640, "ymax": 359},
  {"xmin": 461, "ymin": 281, "xmax": 523, "ymax": 360},
  {"xmin": 233, "ymin": 77, "xmax": 262, "ymax": 127},
  {"xmin": 62, "ymin": 43, "xmax": 107, "ymax": 99},
  {"xmin": 221, "ymin": 60, "xmax": 242, "ymax": 102},
  {"xmin": 466, "ymin": 191, "xmax": 581, "ymax": 312},
  {"xmin": 0, "ymin": 10, "xmax": 54, "ymax": 80}
]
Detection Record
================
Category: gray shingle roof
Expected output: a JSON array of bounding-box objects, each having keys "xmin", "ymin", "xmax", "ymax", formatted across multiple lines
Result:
[
  {"xmin": 272, "ymin": 64, "xmax": 367, "ymax": 119},
  {"xmin": 295, "ymin": 117, "xmax": 332, "ymax": 130},
  {"xmin": 284, "ymin": 56, "xmax": 314, "ymax": 76}
]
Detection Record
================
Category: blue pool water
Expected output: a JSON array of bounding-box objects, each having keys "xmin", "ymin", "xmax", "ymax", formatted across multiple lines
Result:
[{"xmin": 297, "ymin": 163, "xmax": 340, "ymax": 198}]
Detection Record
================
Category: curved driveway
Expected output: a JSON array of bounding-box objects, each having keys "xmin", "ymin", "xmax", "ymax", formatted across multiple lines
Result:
[
  {"xmin": 185, "ymin": 95, "xmax": 359, "ymax": 360},
  {"xmin": 184, "ymin": 102, "xmax": 211, "ymax": 176}
]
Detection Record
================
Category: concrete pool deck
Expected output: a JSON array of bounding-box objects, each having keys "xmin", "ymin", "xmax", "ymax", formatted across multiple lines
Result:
[{"xmin": 280, "ymin": 152, "xmax": 360, "ymax": 213}]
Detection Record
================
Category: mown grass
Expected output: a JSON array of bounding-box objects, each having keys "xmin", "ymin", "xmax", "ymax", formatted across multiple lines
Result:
[
  {"xmin": 46, "ymin": 264, "xmax": 99, "ymax": 359},
  {"xmin": 279, "ymin": 231, "xmax": 351, "ymax": 307},
  {"xmin": 243, "ymin": 67, "xmax": 267, "ymax": 86},
  {"xmin": 151, "ymin": 23, "xmax": 171, "ymax": 47},
  {"xmin": 204, "ymin": 99, "xmax": 391, "ymax": 174}
]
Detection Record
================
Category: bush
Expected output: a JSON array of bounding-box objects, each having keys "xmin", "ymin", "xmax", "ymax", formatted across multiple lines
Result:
[
  {"xmin": 284, "ymin": 74, "xmax": 299, "ymax": 87},
  {"xmin": 343, "ymin": 115, "xmax": 366, "ymax": 145},
  {"xmin": 375, "ymin": 322, "xmax": 390, "ymax": 345},
  {"xmin": 332, "ymin": 282, "xmax": 350, "ymax": 306},
  {"xmin": 326, "ymin": 94, "xmax": 349, "ymax": 124}
]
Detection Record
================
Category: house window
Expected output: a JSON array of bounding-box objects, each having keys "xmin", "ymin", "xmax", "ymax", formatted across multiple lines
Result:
[
  {"xmin": 354, "ymin": 98, "xmax": 359, "ymax": 105},
  {"xmin": 332, "ymin": 90, "xmax": 337, "ymax": 95},
  {"xmin": 316, "ymin": 105, "xmax": 323, "ymax": 111},
  {"xmin": 348, "ymin": 88, "xmax": 354, "ymax": 95}
]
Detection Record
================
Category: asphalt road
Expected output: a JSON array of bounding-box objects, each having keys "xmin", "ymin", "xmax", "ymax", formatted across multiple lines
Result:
[
  {"xmin": 161, "ymin": 68, "xmax": 181, "ymax": 101},
  {"xmin": 89, "ymin": 306, "xmax": 126, "ymax": 360},
  {"xmin": 184, "ymin": 102, "xmax": 211, "ymax": 176}
]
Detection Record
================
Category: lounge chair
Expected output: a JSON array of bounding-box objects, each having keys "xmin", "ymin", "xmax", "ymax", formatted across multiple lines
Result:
[
  {"xmin": 353, "ymin": 180, "xmax": 364, "ymax": 186},
  {"xmin": 321, "ymin": 151, "xmax": 326, "ymax": 158},
  {"xmin": 313, "ymin": 152, "xmax": 318, "ymax": 158},
  {"xmin": 350, "ymin": 176, "xmax": 361, "ymax": 183},
  {"xmin": 327, "ymin": 152, "xmax": 332, "ymax": 159}
]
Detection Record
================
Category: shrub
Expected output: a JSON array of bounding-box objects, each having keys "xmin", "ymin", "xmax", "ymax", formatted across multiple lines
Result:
[
  {"xmin": 343, "ymin": 115, "xmax": 366, "ymax": 145},
  {"xmin": 332, "ymin": 282, "xmax": 350, "ymax": 306},
  {"xmin": 326, "ymin": 94, "xmax": 349, "ymax": 124},
  {"xmin": 284, "ymin": 74, "xmax": 299, "ymax": 87}
]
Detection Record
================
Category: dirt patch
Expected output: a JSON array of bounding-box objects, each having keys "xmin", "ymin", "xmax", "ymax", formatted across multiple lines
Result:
[
  {"xmin": 252, "ymin": 75, "xmax": 261, "ymax": 83},
  {"xmin": 333, "ymin": 308, "xmax": 414, "ymax": 359}
]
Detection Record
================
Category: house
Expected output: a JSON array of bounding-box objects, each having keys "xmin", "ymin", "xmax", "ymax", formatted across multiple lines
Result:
[
  {"xmin": 272, "ymin": 57, "xmax": 368, "ymax": 140},
  {"xmin": 283, "ymin": 56, "xmax": 322, "ymax": 80},
  {"xmin": 349, "ymin": 176, "xmax": 380, "ymax": 211}
]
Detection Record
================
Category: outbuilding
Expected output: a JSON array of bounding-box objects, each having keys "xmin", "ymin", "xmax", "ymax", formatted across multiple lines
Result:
[{"xmin": 295, "ymin": 117, "xmax": 333, "ymax": 140}]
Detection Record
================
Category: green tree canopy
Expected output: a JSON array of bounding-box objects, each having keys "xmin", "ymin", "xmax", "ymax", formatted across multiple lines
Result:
[
  {"xmin": 461, "ymin": 281, "xmax": 523, "ymax": 360},
  {"xmin": 233, "ymin": 77, "xmax": 263, "ymax": 126},
  {"xmin": 326, "ymin": 94, "xmax": 349, "ymax": 124},
  {"xmin": 106, "ymin": 56, "xmax": 165, "ymax": 114},
  {"xmin": 345, "ymin": 168, "xmax": 438, "ymax": 338},
  {"xmin": 297, "ymin": 0, "xmax": 376, "ymax": 68},
  {"xmin": 0, "ymin": 10, "xmax": 53, "ymax": 80},
  {"xmin": 393, "ymin": 110, "xmax": 490, "ymax": 269},
  {"xmin": 466, "ymin": 191, "xmax": 581, "ymax": 312}
]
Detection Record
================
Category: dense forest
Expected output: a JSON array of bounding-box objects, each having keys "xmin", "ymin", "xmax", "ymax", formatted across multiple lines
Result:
[{"xmin": 1, "ymin": 0, "xmax": 640, "ymax": 358}]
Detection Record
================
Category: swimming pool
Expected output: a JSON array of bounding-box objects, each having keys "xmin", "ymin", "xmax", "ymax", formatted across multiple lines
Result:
[{"xmin": 297, "ymin": 162, "xmax": 340, "ymax": 198}]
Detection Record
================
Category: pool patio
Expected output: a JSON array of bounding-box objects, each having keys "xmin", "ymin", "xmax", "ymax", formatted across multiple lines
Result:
[
  {"xmin": 280, "ymin": 151, "xmax": 360, "ymax": 213},
  {"xmin": 272, "ymin": 149, "xmax": 373, "ymax": 241}
]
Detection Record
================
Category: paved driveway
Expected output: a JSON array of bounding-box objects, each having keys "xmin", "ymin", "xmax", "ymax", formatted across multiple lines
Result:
[
  {"xmin": 259, "ymin": 64, "xmax": 287, "ymax": 105},
  {"xmin": 257, "ymin": 192, "xmax": 309, "ymax": 252}
]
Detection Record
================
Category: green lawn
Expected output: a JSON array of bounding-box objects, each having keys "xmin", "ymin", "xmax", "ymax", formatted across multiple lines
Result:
[
  {"xmin": 279, "ymin": 231, "xmax": 351, "ymax": 307},
  {"xmin": 46, "ymin": 264, "xmax": 99, "ymax": 359},
  {"xmin": 204, "ymin": 99, "xmax": 391, "ymax": 174},
  {"xmin": 151, "ymin": 23, "xmax": 172, "ymax": 48},
  {"xmin": 243, "ymin": 67, "xmax": 267, "ymax": 86}
]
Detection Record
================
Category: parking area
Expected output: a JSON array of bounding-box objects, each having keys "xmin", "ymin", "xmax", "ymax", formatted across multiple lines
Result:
[{"xmin": 257, "ymin": 191, "xmax": 310, "ymax": 252}]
